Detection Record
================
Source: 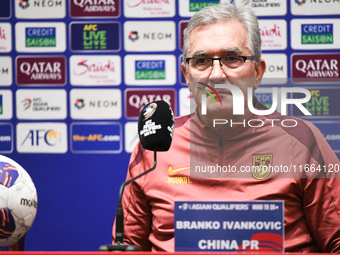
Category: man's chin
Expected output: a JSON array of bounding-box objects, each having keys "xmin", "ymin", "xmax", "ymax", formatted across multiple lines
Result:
[{"xmin": 205, "ymin": 105, "xmax": 234, "ymax": 118}]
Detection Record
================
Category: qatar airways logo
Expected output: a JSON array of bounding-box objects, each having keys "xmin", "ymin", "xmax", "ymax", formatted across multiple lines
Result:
[
  {"xmin": 292, "ymin": 53, "xmax": 340, "ymax": 83},
  {"xmin": 199, "ymin": 83, "xmax": 312, "ymax": 128},
  {"xmin": 16, "ymin": 56, "xmax": 66, "ymax": 85},
  {"xmin": 70, "ymin": 0, "xmax": 119, "ymax": 17},
  {"xmin": 126, "ymin": 0, "xmax": 170, "ymax": 7}
]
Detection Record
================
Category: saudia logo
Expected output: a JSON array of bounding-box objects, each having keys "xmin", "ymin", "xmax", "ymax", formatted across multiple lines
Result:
[
  {"xmin": 0, "ymin": 26, "xmax": 6, "ymax": 41},
  {"xmin": 127, "ymin": 0, "xmax": 170, "ymax": 8},
  {"xmin": 261, "ymin": 24, "xmax": 281, "ymax": 38},
  {"xmin": 73, "ymin": 59, "xmax": 115, "ymax": 76},
  {"xmin": 199, "ymin": 83, "xmax": 312, "ymax": 128}
]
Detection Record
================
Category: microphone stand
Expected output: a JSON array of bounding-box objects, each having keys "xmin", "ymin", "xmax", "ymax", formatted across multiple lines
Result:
[{"xmin": 99, "ymin": 151, "xmax": 157, "ymax": 251}]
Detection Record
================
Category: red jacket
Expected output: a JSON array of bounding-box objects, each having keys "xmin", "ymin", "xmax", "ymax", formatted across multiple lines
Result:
[{"xmin": 113, "ymin": 101, "xmax": 340, "ymax": 252}]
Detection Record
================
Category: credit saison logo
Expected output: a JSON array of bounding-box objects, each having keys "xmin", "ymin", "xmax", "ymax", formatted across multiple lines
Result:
[
  {"xmin": 301, "ymin": 24, "xmax": 333, "ymax": 44},
  {"xmin": 189, "ymin": 0, "xmax": 219, "ymax": 12},
  {"xmin": 199, "ymin": 83, "xmax": 312, "ymax": 128},
  {"xmin": 25, "ymin": 27, "xmax": 56, "ymax": 47},
  {"xmin": 135, "ymin": 60, "xmax": 165, "ymax": 80}
]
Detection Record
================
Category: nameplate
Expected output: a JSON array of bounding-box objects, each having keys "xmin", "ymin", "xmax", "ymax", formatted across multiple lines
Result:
[{"xmin": 174, "ymin": 201, "xmax": 284, "ymax": 253}]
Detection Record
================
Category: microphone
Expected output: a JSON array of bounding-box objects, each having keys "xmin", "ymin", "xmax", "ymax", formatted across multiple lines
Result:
[
  {"xmin": 138, "ymin": 100, "xmax": 174, "ymax": 151},
  {"xmin": 99, "ymin": 100, "xmax": 174, "ymax": 252}
]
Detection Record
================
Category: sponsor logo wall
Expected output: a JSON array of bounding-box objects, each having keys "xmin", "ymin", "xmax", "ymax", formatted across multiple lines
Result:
[
  {"xmin": 0, "ymin": 0, "xmax": 339, "ymax": 157},
  {"xmin": 1, "ymin": 0, "xmax": 340, "ymax": 252}
]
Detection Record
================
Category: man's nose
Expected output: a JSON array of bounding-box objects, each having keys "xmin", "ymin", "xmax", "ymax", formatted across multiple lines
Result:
[{"xmin": 209, "ymin": 60, "xmax": 227, "ymax": 82}]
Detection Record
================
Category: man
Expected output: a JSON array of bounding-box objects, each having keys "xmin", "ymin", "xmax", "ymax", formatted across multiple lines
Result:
[{"xmin": 113, "ymin": 3, "xmax": 340, "ymax": 252}]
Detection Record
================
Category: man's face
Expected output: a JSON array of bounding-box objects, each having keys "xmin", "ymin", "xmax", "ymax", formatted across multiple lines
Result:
[{"xmin": 182, "ymin": 19, "xmax": 266, "ymax": 119}]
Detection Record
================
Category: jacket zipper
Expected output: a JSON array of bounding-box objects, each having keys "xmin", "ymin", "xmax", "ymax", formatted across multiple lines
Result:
[{"xmin": 217, "ymin": 136, "xmax": 223, "ymax": 177}]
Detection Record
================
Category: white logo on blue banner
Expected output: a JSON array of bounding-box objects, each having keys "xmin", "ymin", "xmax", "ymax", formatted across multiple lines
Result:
[
  {"xmin": 0, "ymin": 123, "xmax": 13, "ymax": 153},
  {"xmin": 71, "ymin": 122, "xmax": 122, "ymax": 154},
  {"xmin": 175, "ymin": 201, "xmax": 284, "ymax": 252}
]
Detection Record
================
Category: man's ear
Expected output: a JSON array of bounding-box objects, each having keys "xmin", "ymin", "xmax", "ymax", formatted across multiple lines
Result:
[
  {"xmin": 254, "ymin": 59, "xmax": 266, "ymax": 90},
  {"xmin": 181, "ymin": 62, "xmax": 191, "ymax": 92}
]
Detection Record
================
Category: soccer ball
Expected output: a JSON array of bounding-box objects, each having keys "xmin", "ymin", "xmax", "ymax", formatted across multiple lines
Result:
[{"xmin": 0, "ymin": 155, "xmax": 37, "ymax": 247}]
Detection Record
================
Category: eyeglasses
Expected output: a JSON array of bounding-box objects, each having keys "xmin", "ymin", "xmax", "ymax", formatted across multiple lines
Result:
[{"xmin": 185, "ymin": 55, "xmax": 254, "ymax": 72}]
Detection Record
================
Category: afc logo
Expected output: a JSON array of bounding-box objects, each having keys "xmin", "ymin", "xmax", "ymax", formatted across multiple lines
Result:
[{"xmin": 21, "ymin": 129, "xmax": 62, "ymax": 146}]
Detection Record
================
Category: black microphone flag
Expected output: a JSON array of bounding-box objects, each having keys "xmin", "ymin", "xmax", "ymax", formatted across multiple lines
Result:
[{"xmin": 138, "ymin": 100, "xmax": 174, "ymax": 151}]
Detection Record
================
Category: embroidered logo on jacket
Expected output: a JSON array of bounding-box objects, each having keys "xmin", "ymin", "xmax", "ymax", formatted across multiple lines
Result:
[
  {"xmin": 167, "ymin": 165, "xmax": 192, "ymax": 184},
  {"xmin": 252, "ymin": 154, "xmax": 272, "ymax": 179}
]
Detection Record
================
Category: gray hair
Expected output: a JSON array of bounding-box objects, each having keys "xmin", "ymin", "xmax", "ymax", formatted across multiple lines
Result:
[{"xmin": 183, "ymin": 3, "xmax": 261, "ymax": 64}]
